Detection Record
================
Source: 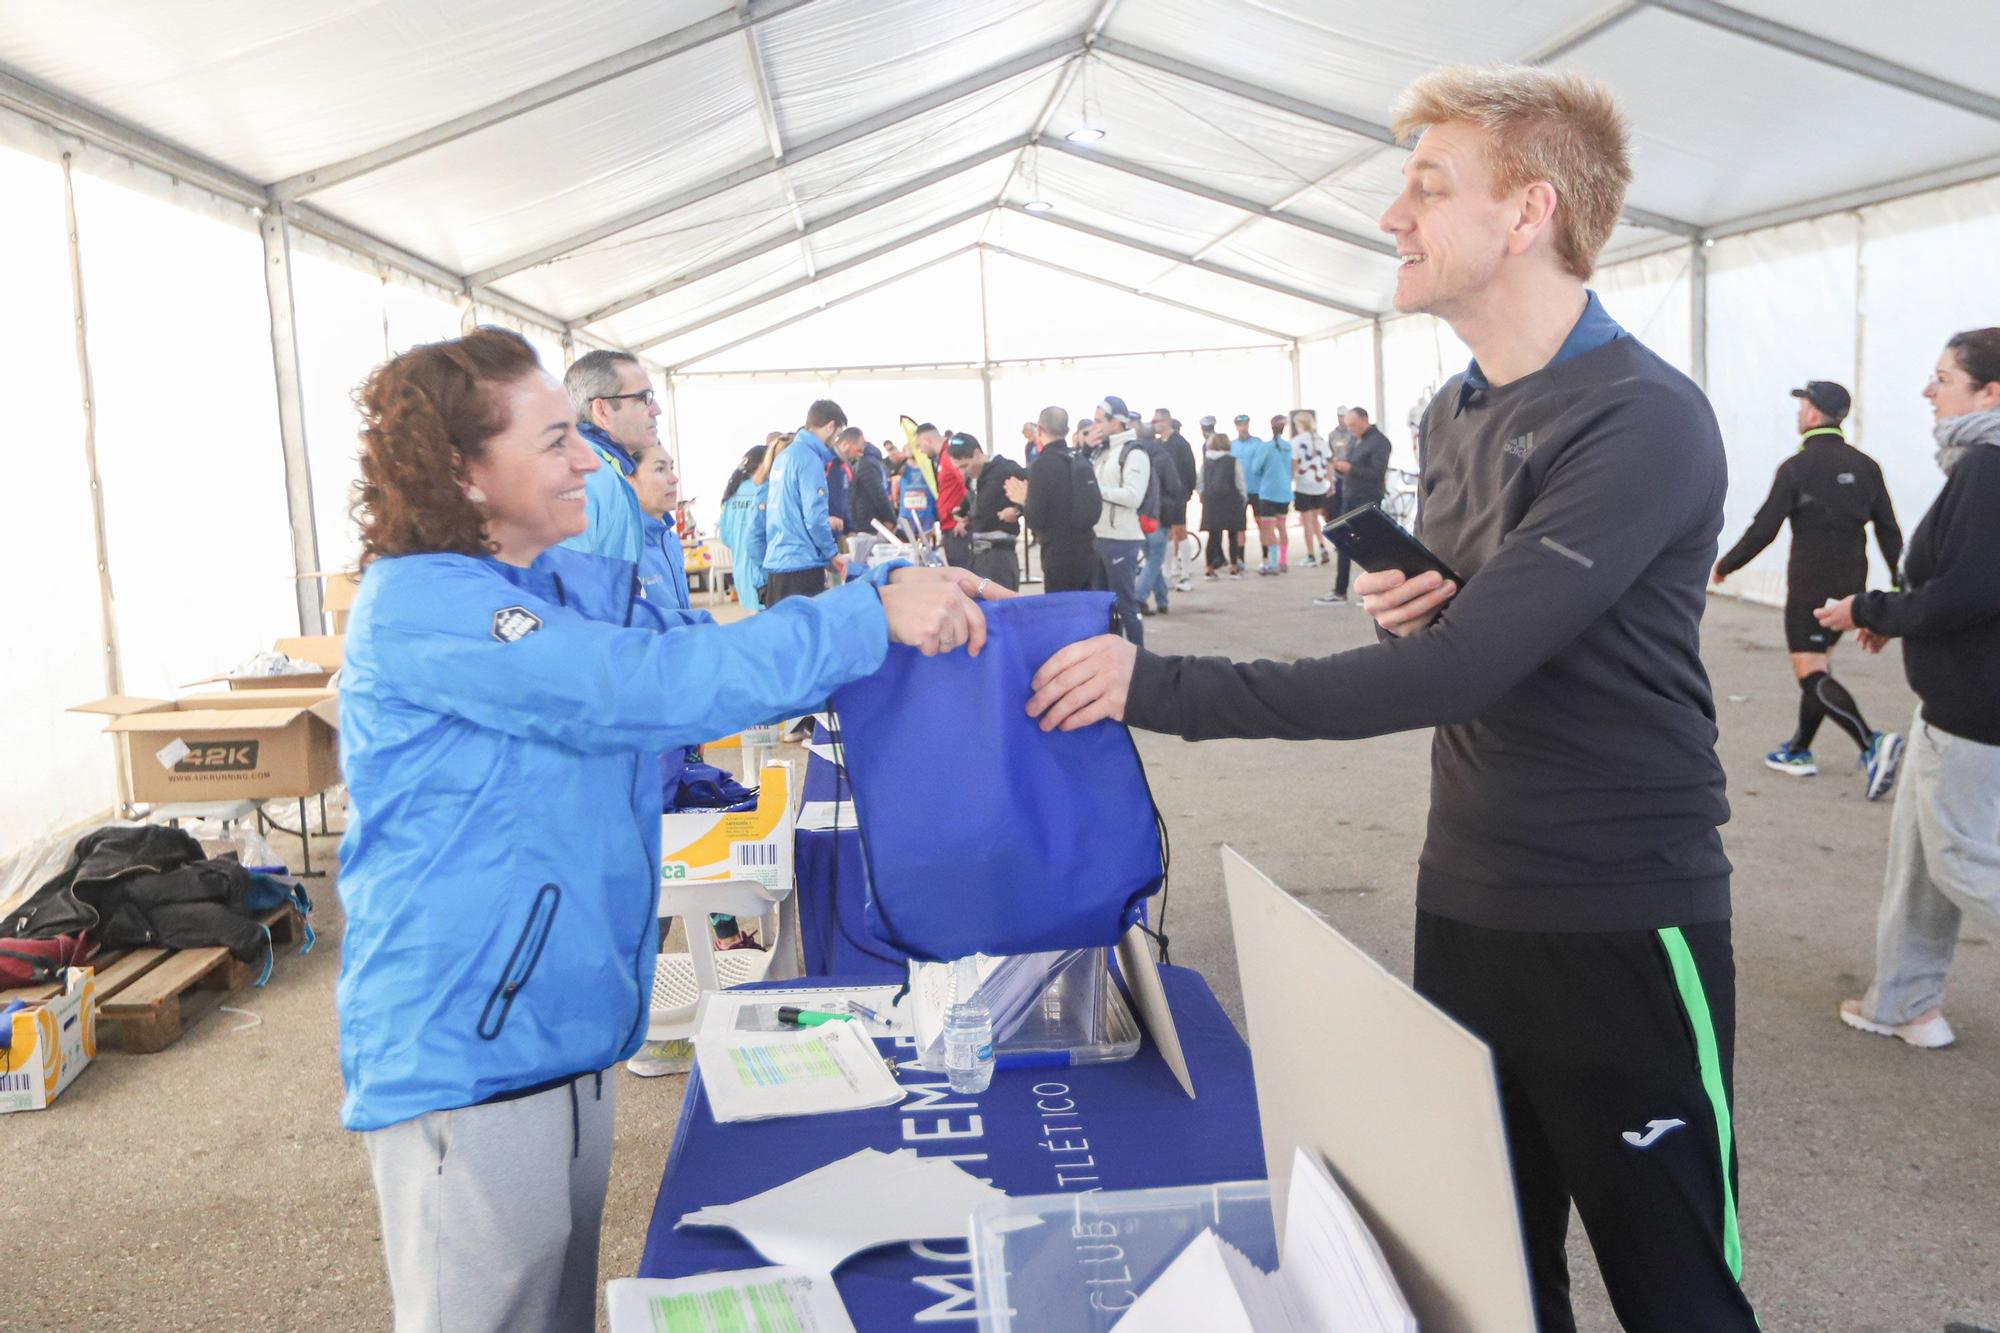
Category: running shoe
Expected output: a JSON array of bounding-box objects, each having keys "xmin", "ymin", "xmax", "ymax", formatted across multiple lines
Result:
[
  {"xmin": 1257, "ymin": 564, "xmax": 1277, "ymax": 576},
  {"xmin": 1228, "ymin": 568, "xmax": 1245, "ymax": 580},
  {"xmin": 626, "ymin": 1038, "xmax": 694, "ymax": 1077},
  {"xmin": 1839, "ymin": 1000, "xmax": 1953, "ymax": 1049},
  {"xmin": 1764, "ymin": 744, "xmax": 1818, "ymax": 777},
  {"xmin": 1176, "ymin": 577, "xmax": 1194, "ymax": 593},
  {"xmin": 1301, "ymin": 553, "xmax": 1318, "ymax": 568},
  {"xmin": 1862, "ymin": 731, "xmax": 1905, "ymax": 802},
  {"xmin": 1314, "ymin": 591, "xmax": 1347, "ymax": 606}
]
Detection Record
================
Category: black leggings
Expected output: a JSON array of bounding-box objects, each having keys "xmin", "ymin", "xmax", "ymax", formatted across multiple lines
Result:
[{"xmin": 1205, "ymin": 529, "xmax": 1244, "ymax": 569}]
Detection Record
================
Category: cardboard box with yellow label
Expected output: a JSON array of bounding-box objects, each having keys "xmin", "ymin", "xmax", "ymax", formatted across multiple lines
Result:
[
  {"xmin": 0, "ymin": 968, "xmax": 97, "ymax": 1114},
  {"xmin": 660, "ymin": 762, "xmax": 793, "ymax": 893}
]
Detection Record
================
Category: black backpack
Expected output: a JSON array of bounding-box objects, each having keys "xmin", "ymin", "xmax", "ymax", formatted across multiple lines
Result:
[
  {"xmin": 1068, "ymin": 449, "xmax": 1103, "ymax": 533},
  {"xmin": 1119, "ymin": 440, "xmax": 1163, "ymax": 521}
]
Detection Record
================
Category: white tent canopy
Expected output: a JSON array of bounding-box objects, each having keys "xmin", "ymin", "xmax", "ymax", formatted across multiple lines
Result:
[{"xmin": 3, "ymin": 0, "xmax": 2000, "ymax": 844}]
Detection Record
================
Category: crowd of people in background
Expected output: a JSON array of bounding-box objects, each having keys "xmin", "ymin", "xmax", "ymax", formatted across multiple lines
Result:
[{"xmin": 703, "ymin": 393, "xmax": 1408, "ymax": 640}]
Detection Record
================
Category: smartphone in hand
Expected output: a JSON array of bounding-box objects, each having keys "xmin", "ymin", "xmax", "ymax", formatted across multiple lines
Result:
[{"xmin": 1322, "ymin": 503, "xmax": 1462, "ymax": 586}]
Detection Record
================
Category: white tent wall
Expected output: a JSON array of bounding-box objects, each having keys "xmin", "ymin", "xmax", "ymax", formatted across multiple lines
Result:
[
  {"xmin": 1852, "ymin": 175, "xmax": 2000, "ymax": 589},
  {"xmin": 1375, "ymin": 313, "xmax": 1472, "ymax": 467},
  {"xmin": 0, "ymin": 145, "xmax": 118, "ymax": 849},
  {"xmin": 69, "ymin": 171, "xmax": 301, "ymax": 701},
  {"xmin": 1592, "ymin": 245, "xmax": 1695, "ymax": 375},
  {"xmin": 987, "ymin": 348, "xmax": 1295, "ymax": 461},
  {"xmin": 1297, "ymin": 322, "xmax": 1380, "ymax": 427}
]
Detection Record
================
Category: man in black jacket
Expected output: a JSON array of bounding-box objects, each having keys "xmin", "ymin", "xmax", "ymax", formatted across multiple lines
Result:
[
  {"xmin": 1016, "ymin": 405, "xmax": 1097, "ymax": 593},
  {"xmin": 1025, "ymin": 65, "xmax": 1757, "ymax": 1331},
  {"xmin": 949, "ymin": 435, "xmax": 1027, "ymax": 591},
  {"xmin": 1715, "ymin": 381, "xmax": 1903, "ymax": 795},
  {"xmin": 1319, "ymin": 408, "xmax": 1395, "ymax": 605},
  {"xmin": 845, "ymin": 431, "xmax": 897, "ymax": 538},
  {"xmin": 1153, "ymin": 408, "xmax": 1202, "ymax": 592}
]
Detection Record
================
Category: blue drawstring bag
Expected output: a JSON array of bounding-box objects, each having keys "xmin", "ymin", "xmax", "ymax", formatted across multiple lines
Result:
[{"xmin": 829, "ymin": 591, "xmax": 1164, "ymax": 962}]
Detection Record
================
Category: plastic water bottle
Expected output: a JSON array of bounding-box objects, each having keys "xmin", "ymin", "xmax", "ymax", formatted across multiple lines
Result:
[{"xmin": 942, "ymin": 956, "xmax": 995, "ymax": 1094}]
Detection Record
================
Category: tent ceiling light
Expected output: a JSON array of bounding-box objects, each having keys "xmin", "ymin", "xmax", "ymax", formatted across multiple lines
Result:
[
  {"xmin": 1023, "ymin": 200, "xmax": 1055, "ymax": 213},
  {"xmin": 1064, "ymin": 126, "xmax": 1106, "ymax": 144}
]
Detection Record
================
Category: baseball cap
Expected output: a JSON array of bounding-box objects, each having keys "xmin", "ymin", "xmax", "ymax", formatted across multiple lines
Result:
[
  {"xmin": 1233, "ymin": 413, "xmax": 1251, "ymax": 424},
  {"xmin": 1791, "ymin": 380, "xmax": 1851, "ymax": 422},
  {"xmin": 1199, "ymin": 414, "xmax": 1216, "ymax": 428},
  {"xmin": 1099, "ymin": 394, "xmax": 1132, "ymax": 422}
]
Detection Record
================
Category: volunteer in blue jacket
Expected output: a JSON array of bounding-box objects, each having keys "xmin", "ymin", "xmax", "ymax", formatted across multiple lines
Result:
[
  {"xmin": 557, "ymin": 349, "xmax": 659, "ymax": 563},
  {"xmin": 762, "ymin": 400, "xmax": 847, "ymax": 605},
  {"xmin": 628, "ymin": 439, "xmax": 690, "ymax": 610},
  {"xmin": 337, "ymin": 329, "xmax": 999, "ymax": 1333}
]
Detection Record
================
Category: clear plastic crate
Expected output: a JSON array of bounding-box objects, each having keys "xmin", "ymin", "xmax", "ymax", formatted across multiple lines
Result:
[
  {"xmin": 909, "ymin": 948, "xmax": 1140, "ymax": 1071},
  {"xmin": 970, "ymin": 1181, "xmax": 1276, "ymax": 1332}
]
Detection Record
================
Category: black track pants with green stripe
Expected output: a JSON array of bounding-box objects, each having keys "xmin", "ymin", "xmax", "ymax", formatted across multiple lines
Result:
[{"xmin": 1414, "ymin": 912, "xmax": 1758, "ymax": 1332}]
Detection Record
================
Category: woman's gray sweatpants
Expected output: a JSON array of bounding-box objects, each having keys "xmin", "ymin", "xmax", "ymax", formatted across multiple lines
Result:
[
  {"xmin": 363, "ymin": 1071, "xmax": 616, "ymax": 1333},
  {"xmin": 1862, "ymin": 708, "xmax": 2000, "ymax": 1025}
]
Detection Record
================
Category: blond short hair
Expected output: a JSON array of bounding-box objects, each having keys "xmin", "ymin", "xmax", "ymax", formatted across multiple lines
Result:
[{"xmin": 1391, "ymin": 66, "xmax": 1631, "ymax": 280}]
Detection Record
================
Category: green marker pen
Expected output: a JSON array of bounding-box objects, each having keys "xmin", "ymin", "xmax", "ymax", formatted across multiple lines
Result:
[{"xmin": 777, "ymin": 1006, "xmax": 853, "ymax": 1028}]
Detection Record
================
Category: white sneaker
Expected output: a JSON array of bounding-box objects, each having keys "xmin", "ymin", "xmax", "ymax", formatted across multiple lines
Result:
[
  {"xmin": 1175, "ymin": 577, "xmax": 1193, "ymax": 593},
  {"xmin": 626, "ymin": 1038, "xmax": 694, "ymax": 1076},
  {"xmin": 1839, "ymin": 1001, "xmax": 1954, "ymax": 1049}
]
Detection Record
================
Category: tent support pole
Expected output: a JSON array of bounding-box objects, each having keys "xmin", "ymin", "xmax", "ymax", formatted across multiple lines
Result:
[
  {"xmin": 979, "ymin": 248, "xmax": 997, "ymax": 451},
  {"xmin": 1289, "ymin": 341, "xmax": 1302, "ymax": 408},
  {"xmin": 1371, "ymin": 317, "xmax": 1387, "ymax": 425},
  {"xmin": 60, "ymin": 151, "xmax": 131, "ymax": 808},
  {"xmin": 259, "ymin": 210, "xmax": 326, "ymax": 633},
  {"xmin": 1689, "ymin": 239, "xmax": 1709, "ymax": 392}
]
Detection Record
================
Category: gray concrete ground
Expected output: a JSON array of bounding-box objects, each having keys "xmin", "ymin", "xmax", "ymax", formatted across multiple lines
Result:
[{"xmin": 6, "ymin": 575, "xmax": 1995, "ymax": 1331}]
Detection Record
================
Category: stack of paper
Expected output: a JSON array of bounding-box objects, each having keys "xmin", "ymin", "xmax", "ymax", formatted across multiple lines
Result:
[
  {"xmin": 680, "ymin": 1149, "xmax": 1010, "ymax": 1271},
  {"xmin": 1114, "ymin": 1148, "xmax": 1414, "ymax": 1332},
  {"xmin": 694, "ymin": 1003, "xmax": 906, "ymax": 1124},
  {"xmin": 606, "ymin": 1267, "xmax": 855, "ymax": 1333}
]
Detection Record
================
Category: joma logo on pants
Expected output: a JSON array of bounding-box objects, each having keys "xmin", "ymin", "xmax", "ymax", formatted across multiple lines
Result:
[{"xmin": 175, "ymin": 741, "xmax": 260, "ymax": 773}]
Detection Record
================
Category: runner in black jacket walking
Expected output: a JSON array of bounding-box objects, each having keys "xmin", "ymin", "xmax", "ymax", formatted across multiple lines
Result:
[{"xmin": 1714, "ymin": 381, "xmax": 1905, "ymax": 795}]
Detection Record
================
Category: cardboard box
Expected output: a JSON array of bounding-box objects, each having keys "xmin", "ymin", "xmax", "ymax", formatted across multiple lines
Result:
[
  {"xmin": 190, "ymin": 635, "xmax": 346, "ymax": 692},
  {"xmin": 70, "ymin": 689, "xmax": 340, "ymax": 804},
  {"xmin": 295, "ymin": 569, "xmax": 362, "ymax": 635},
  {"xmin": 0, "ymin": 968, "xmax": 97, "ymax": 1113},
  {"xmin": 660, "ymin": 762, "xmax": 793, "ymax": 893}
]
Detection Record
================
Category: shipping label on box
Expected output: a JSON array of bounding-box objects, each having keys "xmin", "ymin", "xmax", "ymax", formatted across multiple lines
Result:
[
  {"xmin": 660, "ymin": 762, "xmax": 793, "ymax": 892},
  {"xmin": 0, "ymin": 968, "xmax": 97, "ymax": 1113}
]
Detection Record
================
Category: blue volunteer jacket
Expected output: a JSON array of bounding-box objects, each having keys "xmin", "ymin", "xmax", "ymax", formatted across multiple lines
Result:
[
  {"xmin": 334, "ymin": 545, "xmax": 898, "ymax": 1131},
  {"xmin": 638, "ymin": 511, "xmax": 693, "ymax": 611},
  {"xmin": 716, "ymin": 482, "xmax": 768, "ymax": 609},
  {"xmin": 1256, "ymin": 435, "xmax": 1293, "ymax": 502},
  {"xmin": 764, "ymin": 427, "xmax": 838, "ymax": 574},
  {"xmin": 558, "ymin": 422, "xmax": 645, "ymax": 564},
  {"xmin": 1231, "ymin": 436, "xmax": 1268, "ymax": 497}
]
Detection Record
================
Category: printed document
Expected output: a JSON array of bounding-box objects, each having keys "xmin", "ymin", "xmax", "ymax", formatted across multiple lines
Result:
[
  {"xmin": 605, "ymin": 1267, "xmax": 854, "ymax": 1333},
  {"xmin": 1114, "ymin": 1147, "xmax": 1414, "ymax": 1332},
  {"xmin": 695, "ymin": 997, "xmax": 906, "ymax": 1124}
]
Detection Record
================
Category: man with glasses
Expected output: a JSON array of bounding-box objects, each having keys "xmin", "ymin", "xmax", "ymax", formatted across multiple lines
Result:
[{"xmin": 560, "ymin": 350, "xmax": 667, "ymax": 564}]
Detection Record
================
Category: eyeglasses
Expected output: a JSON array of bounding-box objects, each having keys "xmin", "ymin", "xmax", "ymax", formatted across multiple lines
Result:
[{"xmin": 596, "ymin": 389, "xmax": 658, "ymax": 407}]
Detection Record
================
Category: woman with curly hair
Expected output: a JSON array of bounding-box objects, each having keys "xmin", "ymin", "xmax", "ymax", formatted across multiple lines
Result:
[{"xmin": 335, "ymin": 328, "xmax": 999, "ymax": 1332}]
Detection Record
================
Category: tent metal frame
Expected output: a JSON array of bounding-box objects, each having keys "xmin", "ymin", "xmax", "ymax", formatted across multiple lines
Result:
[
  {"xmin": 12, "ymin": 0, "xmax": 2000, "ymax": 624},
  {"xmin": 463, "ymin": 35, "xmax": 1084, "ymax": 289},
  {"xmin": 268, "ymin": 0, "xmax": 823, "ymax": 202}
]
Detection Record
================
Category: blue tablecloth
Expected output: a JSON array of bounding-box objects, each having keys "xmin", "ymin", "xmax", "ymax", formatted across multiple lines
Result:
[
  {"xmin": 639, "ymin": 967, "xmax": 1265, "ymax": 1329},
  {"xmin": 795, "ymin": 737, "xmax": 908, "ymax": 980}
]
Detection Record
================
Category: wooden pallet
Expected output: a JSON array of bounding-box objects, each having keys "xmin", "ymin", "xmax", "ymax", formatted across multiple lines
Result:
[{"xmin": 0, "ymin": 904, "xmax": 301, "ymax": 1054}]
